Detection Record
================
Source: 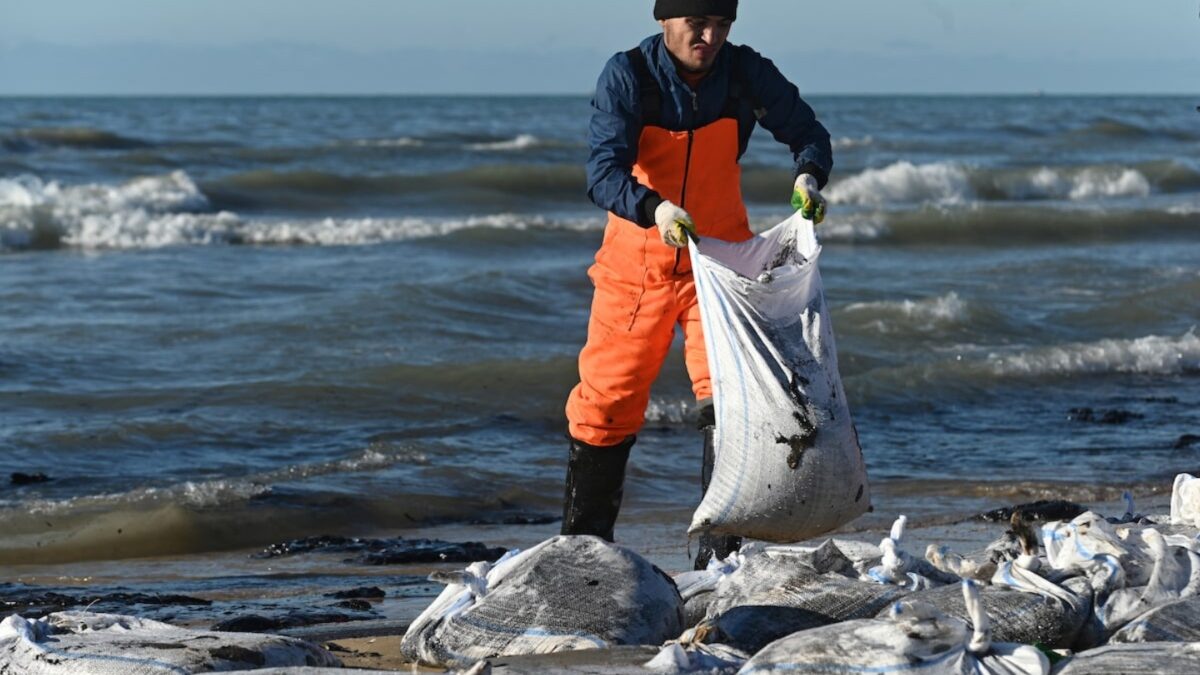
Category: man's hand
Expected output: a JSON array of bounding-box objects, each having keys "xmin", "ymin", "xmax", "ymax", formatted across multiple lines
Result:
[
  {"xmin": 654, "ymin": 200, "xmax": 696, "ymax": 248},
  {"xmin": 791, "ymin": 173, "xmax": 827, "ymax": 224}
]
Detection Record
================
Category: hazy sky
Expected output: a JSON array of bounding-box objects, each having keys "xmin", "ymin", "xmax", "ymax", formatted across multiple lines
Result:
[{"xmin": 2, "ymin": 0, "xmax": 1197, "ymax": 95}]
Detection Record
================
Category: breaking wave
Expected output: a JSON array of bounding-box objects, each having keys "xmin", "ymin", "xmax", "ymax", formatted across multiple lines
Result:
[
  {"xmin": 466, "ymin": 134, "xmax": 543, "ymax": 151},
  {"xmin": 832, "ymin": 135, "xmax": 874, "ymax": 149},
  {"xmin": 986, "ymin": 329, "xmax": 1200, "ymax": 377},
  {"xmin": 827, "ymin": 160, "xmax": 1198, "ymax": 206},
  {"xmin": 843, "ymin": 292, "xmax": 968, "ymax": 331},
  {"xmin": 827, "ymin": 161, "xmax": 971, "ymax": 206},
  {"xmin": 0, "ymin": 171, "xmax": 600, "ymax": 250}
]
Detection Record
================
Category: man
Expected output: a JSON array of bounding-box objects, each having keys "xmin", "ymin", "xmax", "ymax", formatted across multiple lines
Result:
[{"xmin": 561, "ymin": 0, "xmax": 833, "ymax": 569}]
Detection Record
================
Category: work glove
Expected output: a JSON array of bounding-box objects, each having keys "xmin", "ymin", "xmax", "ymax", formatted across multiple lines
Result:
[
  {"xmin": 791, "ymin": 173, "xmax": 827, "ymax": 224},
  {"xmin": 654, "ymin": 200, "xmax": 696, "ymax": 248}
]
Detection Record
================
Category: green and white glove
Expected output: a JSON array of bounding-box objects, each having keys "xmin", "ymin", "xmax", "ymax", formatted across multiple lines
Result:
[
  {"xmin": 654, "ymin": 200, "xmax": 696, "ymax": 248},
  {"xmin": 791, "ymin": 173, "xmax": 827, "ymax": 224}
]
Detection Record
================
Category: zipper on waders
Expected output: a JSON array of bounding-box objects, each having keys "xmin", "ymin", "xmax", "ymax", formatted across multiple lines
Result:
[{"xmin": 673, "ymin": 91, "xmax": 699, "ymax": 276}]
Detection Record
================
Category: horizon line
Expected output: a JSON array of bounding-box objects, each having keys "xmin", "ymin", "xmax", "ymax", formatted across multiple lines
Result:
[{"xmin": 2, "ymin": 91, "xmax": 1197, "ymax": 98}]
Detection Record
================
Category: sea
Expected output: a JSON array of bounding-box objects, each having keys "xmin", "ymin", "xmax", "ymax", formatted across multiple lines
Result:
[{"xmin": 1, "ymin": 95, "xmax": 1198, "ymax": 624}]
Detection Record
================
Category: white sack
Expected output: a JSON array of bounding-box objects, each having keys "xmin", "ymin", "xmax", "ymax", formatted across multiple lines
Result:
[
  {"xmin": 1171, "ymin": 473, "xmax": 1200, "ymax": 528},
  {"xmin": 400, "ymin": 535, "xmax": 683, "ymax": 667},
  {"xmin": 0, "ymin": 611, "xmax": 339, "ymax": 674},
  {"xmin": 688, "ymin": 212, "xmax": 869, "ymax": 541},
  {"xmin": 738, "ymin": 580, "xmax": 1049, "ymax": 674}
]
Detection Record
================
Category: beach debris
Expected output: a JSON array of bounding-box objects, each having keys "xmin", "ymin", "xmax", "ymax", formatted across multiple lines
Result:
[
  {"xmin": 0, "ymin": 587, "xmax": 211, "ymax": 618},
  {"xmin": 334, "ymin": 598, "xmax": 373, "ymax": 611},
  {"xmin": 400, "ymin": 535, "xmax": 683, "ymax": 667},
  {"xmin": 1051, "ymin": 641, "xmax": 1200, "ymax": 673},
  {"xmin": 212, "ymin": 610, "xmax": 372, "ymax": 632},
  {"xmin": 688, "ymin": 211, "xmax": 869, "ymax": 542},
  {"xmin": 325, "ymin": 585, "xmax": 385, "ymax": 599},
  {"xmin": 1108, "ymin": 594, "xmax": 1200, "ymax": 643},
  {"xmin": 686, "ymin": 541, "xmax": 907, "ymax": 653},
  {"xmin": 467, "ymin": 512, "xmax": 559, "ymax": 525},
  {"xmin": 0, "ymin": 611, "xmax": 340, "ymax": 673},
  {"xmin": 979, "ymin": 500, "xmax": 1088, "ymax": 524},
  {"xmin": 9, "ymin": 471, "xmax": 50, "ymax": 485},
  {"xmin": 253, "ymin": 534, "xmax": 507, "ymax": 565},
  {"xmin": 739, "ymin": 580, "xmax": 1049, "ymax": 674}
]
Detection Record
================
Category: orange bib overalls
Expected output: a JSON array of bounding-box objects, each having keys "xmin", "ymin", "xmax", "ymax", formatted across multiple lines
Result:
[{"xmin": 566, "ymin": 51, "xmax": 753, "ymax": 447}]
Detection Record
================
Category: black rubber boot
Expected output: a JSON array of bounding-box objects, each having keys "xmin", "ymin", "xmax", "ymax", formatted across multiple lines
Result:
[
  {"xmin": 560, "ymin": 435, "xmax": 634, "ymax": 542},
  {"xmin": 694, "ymin": 405, "xmax": 742, "ymax": 570}
]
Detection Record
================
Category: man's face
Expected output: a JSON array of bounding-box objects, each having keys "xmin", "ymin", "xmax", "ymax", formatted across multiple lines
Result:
[{"xmin": 660, "ymin": 15, "xmax": 733, "ymax": 73}]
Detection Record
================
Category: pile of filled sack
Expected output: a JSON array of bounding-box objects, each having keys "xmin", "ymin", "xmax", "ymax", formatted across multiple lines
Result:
[{"xmin": 6, "ymin": 473, "xmax": 1200, "ymax": 674}]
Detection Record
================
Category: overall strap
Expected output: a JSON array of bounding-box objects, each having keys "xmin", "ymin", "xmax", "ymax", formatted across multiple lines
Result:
[
  {"xmin": 721, "ymin": 46, "xmax": 765, "ymax": 122},
  {"xmin": 625, "ymin": 47, "xmax": 663, "ymax": 128}
]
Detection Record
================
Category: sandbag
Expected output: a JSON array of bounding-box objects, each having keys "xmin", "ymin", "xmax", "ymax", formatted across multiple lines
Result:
[
  {"xmin": 688, "ymin": 212, "xmax": 869, "ymax": 541},
  {"xmin": 691, "ymin": 542, "xmax": 906, "ymax": 653},
  {"xmin": 1051, "ymin": 642, "xmax": 1200, "ymax": 674},
  {"xmin": 880, "ymin": 562, "xmax": 1091, "ymax": 649},
  {"xmin": 0, "ymin": 611, "xmax": 339, "ymax": 674},
  {"xmin": 400, "ymin": 535, "xmax": 683, "ymax": 667},
  {"xmin": 1171, "ymin": 472, "xmax": 1200, "ymax": 528},
  {"xmin": 1109, "ymin": 595, "xmax": 1200, "ymax": 643},
  {"xmin": 741, "ymin": 580, "xmax": 1049, "ymax": 674},
  {"xmin": 1090, "ymin": 527, "xmax": 1200, "ymax": 639}
]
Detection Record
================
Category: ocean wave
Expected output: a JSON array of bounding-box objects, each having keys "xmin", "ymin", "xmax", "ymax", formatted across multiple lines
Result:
[
  {"xmin": 847, "ymin": 330, "xmax": 1200, "ymax": 405},
  {"xmin": 201, "ymin": 164, "xmax": 586, "ymax": 210},
  {"xmin": 643, "ymin": 398, "xmax": 700, "ymax": 425},
  {"xmin": 1069, "ymin": 118, "xmax": 1198, "ymax": 142},
  {"xmin": 827, "ymin": 160, "xmax": 1199, "ymax": 207},
  {"xmin": 832, "ymin": 135, "xmax": 874, "ymax": 149},
  {"xmin": 986, "ymin": 329, "xmax": 1200, "ymax": 377},
  {"xmin": 827, "ymin": 161, "xmax": 971, "ymax": 206},
  {"xmin": 236, "ymin": 213, "xmax": 597, "ymax": 246},
  {"xmin": 0, "ymin": 171, "xmax": 605, "ymax": 250},
  {"xmin": 0, "ymin": 445, "xmax": 424, "ymax": 519},
  {"xmin": 983, "ymin": 166, "xmax": 1151, "ymax": 201},
  {"xmin": 348, "ymin": 136, "xmax": 425, "ymax": 148},
  {"xmin": 843, "ymin": 292, "xmax": 968, "ymax": 331},
  {"xmin": 466, "ymin": 134, "xmax": 543, "ymax": 151},
  {"xmin": 1, "ymin": 126, "xmax": 152, "ymax": 151}
]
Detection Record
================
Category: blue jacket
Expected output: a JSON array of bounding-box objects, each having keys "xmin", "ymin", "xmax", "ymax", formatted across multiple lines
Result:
[{"xmin": 586, "ymin": 34, "xmax": 833, "ymax": 227}]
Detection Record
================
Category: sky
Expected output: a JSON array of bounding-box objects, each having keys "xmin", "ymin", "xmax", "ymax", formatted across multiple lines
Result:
[{"xmin": 1, "ymin": 0, "xmax": 1197, "ymax": 95}]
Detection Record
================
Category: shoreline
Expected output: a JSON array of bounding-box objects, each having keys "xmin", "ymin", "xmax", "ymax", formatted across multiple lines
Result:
[{"xmin": 2, "ymin": 491, "xmax": 1174, "ymax": 671}]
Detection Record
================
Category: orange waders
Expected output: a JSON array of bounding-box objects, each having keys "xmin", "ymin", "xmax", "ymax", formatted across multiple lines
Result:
[{"xmin": 565, "ymin": 110, "xmax": 752, "ymax": 448}]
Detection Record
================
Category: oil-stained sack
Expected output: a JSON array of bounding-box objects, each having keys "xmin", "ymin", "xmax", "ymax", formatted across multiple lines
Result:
[{"xmin": 688, "ymin": 212, "xmax": 868, "ymax": 541}]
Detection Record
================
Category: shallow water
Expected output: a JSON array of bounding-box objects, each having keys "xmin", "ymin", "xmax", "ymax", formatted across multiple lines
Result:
[{"xmin": 1, "ymin": 96, "xmax": 1198, "ymax": 578}]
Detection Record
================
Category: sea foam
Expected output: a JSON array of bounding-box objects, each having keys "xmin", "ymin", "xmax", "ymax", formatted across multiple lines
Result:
[
  {"xmin": 827, "ymin": 161, "xmax": 972, "ymax": 206},
  {"xmin": 466, "ymin": 134, "xmax": 542, "ymax": 151},
  {"xmin": 987, "ymin": 329, "xmax": 1200, "ymax": 377},
  {"xmin": 0, "ymin": 171, "xmax": 597, "ymax": 250},
  {"xmin": 844, "ymin": 292, "xmax": 968, "ymax": 331}
]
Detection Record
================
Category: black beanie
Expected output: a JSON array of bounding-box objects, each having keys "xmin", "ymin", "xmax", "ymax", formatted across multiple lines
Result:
[{"xmin": 654, "ymin": 0, "xmax": 738, "ymax": 20}]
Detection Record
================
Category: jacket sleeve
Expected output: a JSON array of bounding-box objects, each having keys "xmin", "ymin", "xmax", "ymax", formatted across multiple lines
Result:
[
  {"xmin": 740, "ymin": 46, "xmax": 834, "ymax": 188},
  {"xmin": 585, "ymin": 53, "xmax": 661, "ymax": 228}
]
